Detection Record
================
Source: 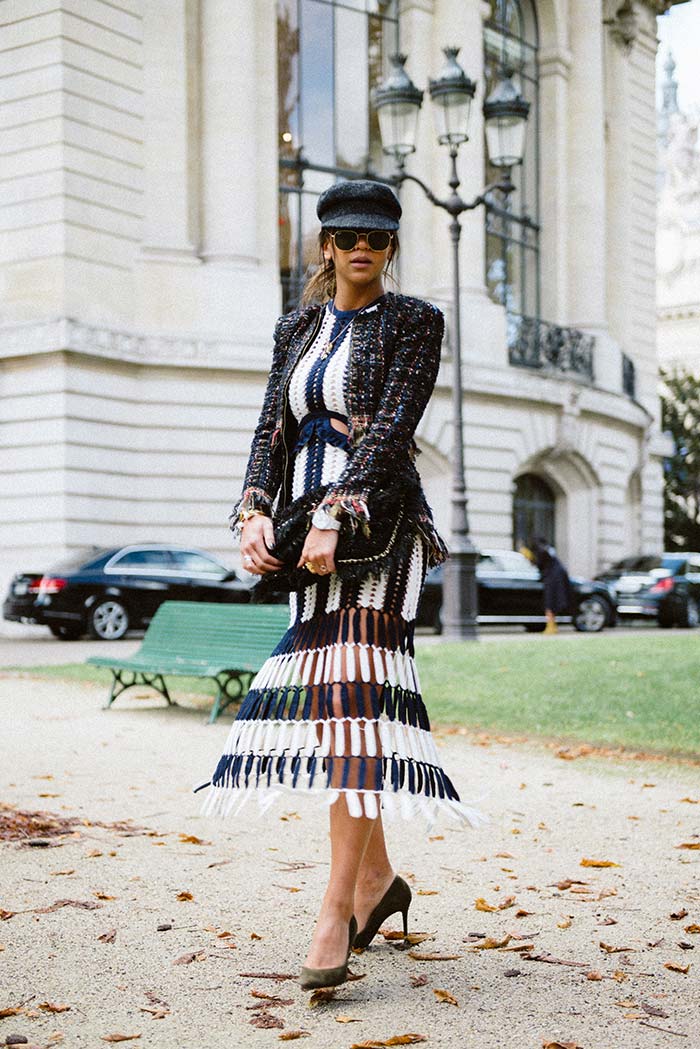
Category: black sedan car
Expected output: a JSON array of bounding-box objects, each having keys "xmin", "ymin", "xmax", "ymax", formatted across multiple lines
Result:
[
  {"xmin": 595, "ymin": 552, "xmax": 700, "ymax": 628},
  {"xmin": 417, "ymin": 549, "xmax": 616, "ymax": 633},
  {"xmin": 3, "ymin": 544, "xmax": 255, "ymax": 640}
]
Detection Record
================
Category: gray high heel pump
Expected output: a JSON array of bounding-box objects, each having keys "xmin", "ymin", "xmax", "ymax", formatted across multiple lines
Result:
[{"xmin": 300, "ymin": 916, "xmax": 358, "ymax": 991}]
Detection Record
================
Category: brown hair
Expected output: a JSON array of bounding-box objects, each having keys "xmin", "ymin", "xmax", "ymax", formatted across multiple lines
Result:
[{"xmin": 300, "ymin": 230, "xmax": 400, "ymax": 306}]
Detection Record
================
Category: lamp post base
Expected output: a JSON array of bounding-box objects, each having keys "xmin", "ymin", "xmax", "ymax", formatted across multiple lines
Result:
[{"xmin": 441, "ymin": 544, "xmax": 479, "ymax": 640}]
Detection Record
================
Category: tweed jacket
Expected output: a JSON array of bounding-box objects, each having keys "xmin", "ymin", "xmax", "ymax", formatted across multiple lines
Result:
[{"xmin": 232, "ymin": 291, "xmax": 448, "ymax": 566}]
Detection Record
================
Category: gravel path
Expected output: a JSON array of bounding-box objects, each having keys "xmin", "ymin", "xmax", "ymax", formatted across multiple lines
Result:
[{"xmin": 1, "ymin": 673, "xmax": 698, "ymax": 1049}]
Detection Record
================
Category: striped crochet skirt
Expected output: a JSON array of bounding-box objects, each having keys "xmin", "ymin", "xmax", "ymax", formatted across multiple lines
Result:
[{"xmin": 194, "ymin": 523, "xmax": 484, "ymax": 827}]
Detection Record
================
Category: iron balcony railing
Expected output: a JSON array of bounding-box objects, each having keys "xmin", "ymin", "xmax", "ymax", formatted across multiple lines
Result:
[{"xmin": 508, "ymin": 315, "xmax": 595, "ymax": 384}]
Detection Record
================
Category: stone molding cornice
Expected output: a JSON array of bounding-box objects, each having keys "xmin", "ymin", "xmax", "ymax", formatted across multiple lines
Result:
[
  {"xmin": 1, "ymin": 318, "xmax": 655, "ymax": 440},
  {"xmin": 433, "ymin": 359, "xmax": 654, "ymax": 434},
  {"xmin": 0, "ymin": 317, "xmax": 269, "ymax": 372}
]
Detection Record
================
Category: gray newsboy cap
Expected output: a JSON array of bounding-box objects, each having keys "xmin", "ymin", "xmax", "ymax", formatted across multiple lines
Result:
[{"xmin": 317, "ymin": 179, "xmax": 401, "ymax": 231}]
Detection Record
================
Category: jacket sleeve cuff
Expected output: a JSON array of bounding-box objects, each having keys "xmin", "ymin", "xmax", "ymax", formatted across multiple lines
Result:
[
  {"xmin": 316, "ymin": 491, "xmax": 371, "ymax": 537},
  {"xmin": 228, "ymin": 486, "xmax": 274, "ymax": 536}
]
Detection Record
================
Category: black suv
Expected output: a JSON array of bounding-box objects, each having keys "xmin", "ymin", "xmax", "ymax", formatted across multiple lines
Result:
[{"xmin": 595, "ymin": 552, "xmax": 700, "ymax": 628}]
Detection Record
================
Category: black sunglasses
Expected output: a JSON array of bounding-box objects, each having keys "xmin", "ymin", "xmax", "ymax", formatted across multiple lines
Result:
[{"xmin": 329, "ymin": 229, "xmax": 393, "ymax": 252}]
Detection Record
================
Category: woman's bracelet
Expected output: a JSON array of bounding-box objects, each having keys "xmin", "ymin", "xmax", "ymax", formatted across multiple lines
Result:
[{"xmin": 238, "ymin": 507, "xmax": 269, "ymax": 525}]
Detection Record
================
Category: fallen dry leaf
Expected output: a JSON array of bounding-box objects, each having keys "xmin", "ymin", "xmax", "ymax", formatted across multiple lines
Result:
[
  {"xmin": 335, "ymin": 1016, "xmax": 362, "ymax": 1023},
  {"xmin": 557, "ymin": 919, "xmax": 572, "ymax": 929},
  {"xmin": 250, "ymin": 992, "xmax": 294, "ymax": 1005},
  {"xmin": 100, "ymin": 1036, "xmax": 141, "ymax": 1043},
  {"xmin": 611, "ymin": 970, "xmax": 629, "ymax": 982},
  {"xmin": 641, "ymin": 1002, "xmax": 669, "ymax": 1019},
  {"xmin": 98, "ymin": 929, "xmax": 117, "ymax": 943},
  {"xmin": 467, "ymin": 935, "xmax": 511, "ymax": 950},
  {"xmin": 684, "ymin": 924, "xmax": 700, "ymax": 934},
  {"xmin": 407, "ymin": 950, "xmax": 461, "ymax": 961},
  {"xmin": 178, "ymin": 834, "xmax": 211, "ymax": 845},
  {"xmin": 278, "ymin": 1033, "xmax": 311, "ymax": 1041},
  {"xmin": 250, "ymin": 1012, "xmax": 285, "ymax": 1029},
  {"xmin": 0, "ymin": 1006, "xmax": 24, "ymax": 1017},
  {"xmin": 176, "ymin": 891, "xmax": 193, "ymax": 901},
  {"xmin": 542, "ymin": 1042, "xmax": 582, "ymax": 1049},
  {"xmin": 308, "ymin": 988, "xmax": 337, "ymax": 1007},
  {"xmin": 251, "ymin": 933, "xmax": 263, "ymax": 940},
  {"xmin": 599, "ymin": 942, "xmax": 634, "ymax": 954},
  {"xmin": 349, "ymin": 1037, "xmax": 428, "ymax": 1048},
  {"xmin": 680, "ymin": 797, "xmax": 699, "ymax": 803},
  {"xmin": 580, "ymin": 858, "xmax": 620, "ymax": 868},
  {"xmin": 555, "ymin": 879, "xmax": 587, "ymax": 890},
  {"xmin": 39, "ymin": 1002, "xmax": 71, "ymax": 1013},
  {"xmin": 670, "ymin": 909, "xmax": 688, "ymax": 920},
  {"xmin": 474, "ymin": 897, "xmax": 498, "ymax": 912},
  {"xmin": 139, "ymin": 1007, "xmax": 168, "ymax": 1019},
  {"xmin": 664, "ymin": 962, "xmax": 690, "ymax": 974},
  {"xmin": 522, "ymin": 951, "xmax": 589, "ymax": 968},
  {"xmin": 172, "ymin": 950, "xmax": 206, "ymax": 965},
  {"xmin": 515, "ymin": 909, "xmax": 533, "ymax": 918},
  {"xmin": 676, "ymin": 842, "xmax": 700, "ymax": 850},
  {"xmin": 93, "ymin": 892, "xmax": 116, "ymax": 900},
  {"xmin": 586, "ymin": 971, "xmax": 603, "ymax": 981},
  {"xmin": 417, "ymin": 890, "xmax": 438, "ymax": 896},
  {"xmin": 50, "ymin": 869, "xmax": 76, "ymax": 876},
  {"xmin": 433, "ymin": 989, "xmax": 459, "ymax": 1006},
  {"xmin": 37, "ymin": 899, "xmax": 102, "ymax": 913},
  {"xmin": 409, "ymin": 974, "xmax": 428, "ymax": 988}
]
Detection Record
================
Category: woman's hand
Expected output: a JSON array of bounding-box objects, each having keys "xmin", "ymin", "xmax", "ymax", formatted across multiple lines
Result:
[
  {"xmin": 240, "ymin": 515, "xmax": 284, "ymax": 575},
  {"xmin": 297, "ymin": 526, "xmax": 338, "ymax": 576}
]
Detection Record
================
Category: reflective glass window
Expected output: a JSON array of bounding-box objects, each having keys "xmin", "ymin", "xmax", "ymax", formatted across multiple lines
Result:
[
  {"xmin": 277, "ymin": 0, "xmax": 399, "ymax": 310},
  {"xmin": 484, "ymin": 1, "xmax": 540, "ymax": 333}
]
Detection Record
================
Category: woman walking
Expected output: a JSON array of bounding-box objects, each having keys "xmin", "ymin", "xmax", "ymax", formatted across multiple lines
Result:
[
  {"xmin": 194, "ymin": 180, "xmax": 483, "ymax": 991},
  {"xmin": 523, "ymin": 537, "xmax": 573, "ymax": 634}
]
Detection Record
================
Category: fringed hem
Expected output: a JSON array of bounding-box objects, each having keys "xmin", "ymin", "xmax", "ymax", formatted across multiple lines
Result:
[{"xmin": 194, "ymin": 779, "xmax": 488, "ymax": 832}]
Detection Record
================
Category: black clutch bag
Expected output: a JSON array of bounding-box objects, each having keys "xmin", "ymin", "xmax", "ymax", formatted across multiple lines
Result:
[{"xmin": 253, "ymin": 480, "xmax": 418, "ymax": 595}]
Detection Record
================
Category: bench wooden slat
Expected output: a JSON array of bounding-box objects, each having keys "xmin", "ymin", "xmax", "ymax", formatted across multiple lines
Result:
[{"xmin": 87, "ymin": 600, "xmax": 290, "ymax": 722}]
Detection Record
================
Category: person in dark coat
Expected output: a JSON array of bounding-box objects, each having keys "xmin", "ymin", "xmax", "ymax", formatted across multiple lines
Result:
[{"xmin": 522, "ymin": 536, "xmax": 573, "ymax": 634}]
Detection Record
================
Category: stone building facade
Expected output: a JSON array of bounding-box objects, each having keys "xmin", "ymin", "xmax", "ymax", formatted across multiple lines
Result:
[
  {"xmin": 0, "ymin": 0, "xmax": 683, "ymax": 614},
  {"xmin": 657, "ymin": 51, "xmax": 700, "ymax": 372}
]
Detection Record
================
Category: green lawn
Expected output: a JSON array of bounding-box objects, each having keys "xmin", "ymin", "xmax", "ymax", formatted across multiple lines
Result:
[
  {"xmin": 418, "ymin": 632, "xmax": 700, "ymax": 757},
  {"xmin": 4, "ymin": 632, "xmax": 699, "ymax": 757}
]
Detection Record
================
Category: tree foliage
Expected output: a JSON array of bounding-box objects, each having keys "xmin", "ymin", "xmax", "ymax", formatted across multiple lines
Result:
[{"xmin": 661, "ymin": 368, "xmax": 700, "ymax": 551}]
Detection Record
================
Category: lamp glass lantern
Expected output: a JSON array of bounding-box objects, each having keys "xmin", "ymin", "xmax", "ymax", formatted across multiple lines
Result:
[
  {"xmin": 428, "ymin": 47, "xmax": 476, "ymax": 148},
  {"xmin": 483, "ymin": 73, "xmax": 530, "ymax": 168},
  {"xmin": 372, "ymin": 53, "xmax": 423, "ymax": 160}
]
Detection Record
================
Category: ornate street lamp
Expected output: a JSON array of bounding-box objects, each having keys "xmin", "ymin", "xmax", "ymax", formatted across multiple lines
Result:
[
  {"xmin": 483, "ymin": 71, "xmax": 530, "ymax": 170},
  {"xmin": 372, "ymin": 48, "xmax": 530, "ymax": 640}
]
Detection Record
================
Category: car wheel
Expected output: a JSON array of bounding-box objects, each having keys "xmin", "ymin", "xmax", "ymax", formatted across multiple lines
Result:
[
  {"xmin": 89, "ymin": 599, "xmax": 129, "ymax": 640},
  {"xmin": 50, "ymin": 623, "xmax": 84, "ymax": 641},
  {"xmin": 658, "ymin": 610, "xmax": 674, "ymax": 628},
  {"xmin": 678, "ymin": 597, "xmax": 699, "ymax": 629},
  {"xmin": 573, "ymin": 596, "xmax": 608, "ymax": 633}
]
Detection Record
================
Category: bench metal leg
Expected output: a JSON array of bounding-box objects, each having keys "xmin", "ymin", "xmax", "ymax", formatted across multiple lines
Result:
[
  {"xmin": 207, "ymin": 672, "xmax": 251, "ymax": 723},
  {"xmin": 103, "ymin": 670, "xmax": 176, "ymax": 710}
]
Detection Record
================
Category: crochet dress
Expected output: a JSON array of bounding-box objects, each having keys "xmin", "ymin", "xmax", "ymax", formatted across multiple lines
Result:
[{"xmin": 194, "ymin": 300, "xmax": 484, "ymax": 827}]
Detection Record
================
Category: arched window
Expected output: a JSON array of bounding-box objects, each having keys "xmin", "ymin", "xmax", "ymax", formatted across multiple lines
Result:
[
  {"xmin": 277, "ymin": 0, "xmax": 399, "ymax": 310},
  {"xmin": 513, "ymin": 473, "xmax": 554, "ymax": 549},
  {"xmin": 483, "ymin": 1, "xmax": 540, "ymax": 341}
]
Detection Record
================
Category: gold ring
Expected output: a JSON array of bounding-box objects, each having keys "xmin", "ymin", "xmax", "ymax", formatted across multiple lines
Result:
[{"xmin": 305, "ymin": 561, "xmax": 318, "ymax": 574}]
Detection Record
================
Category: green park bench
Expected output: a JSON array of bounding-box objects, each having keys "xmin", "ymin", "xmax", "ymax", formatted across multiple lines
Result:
[{"xmin": 87, "ymin": 600, "xmax": 289, "ymax": 723}]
